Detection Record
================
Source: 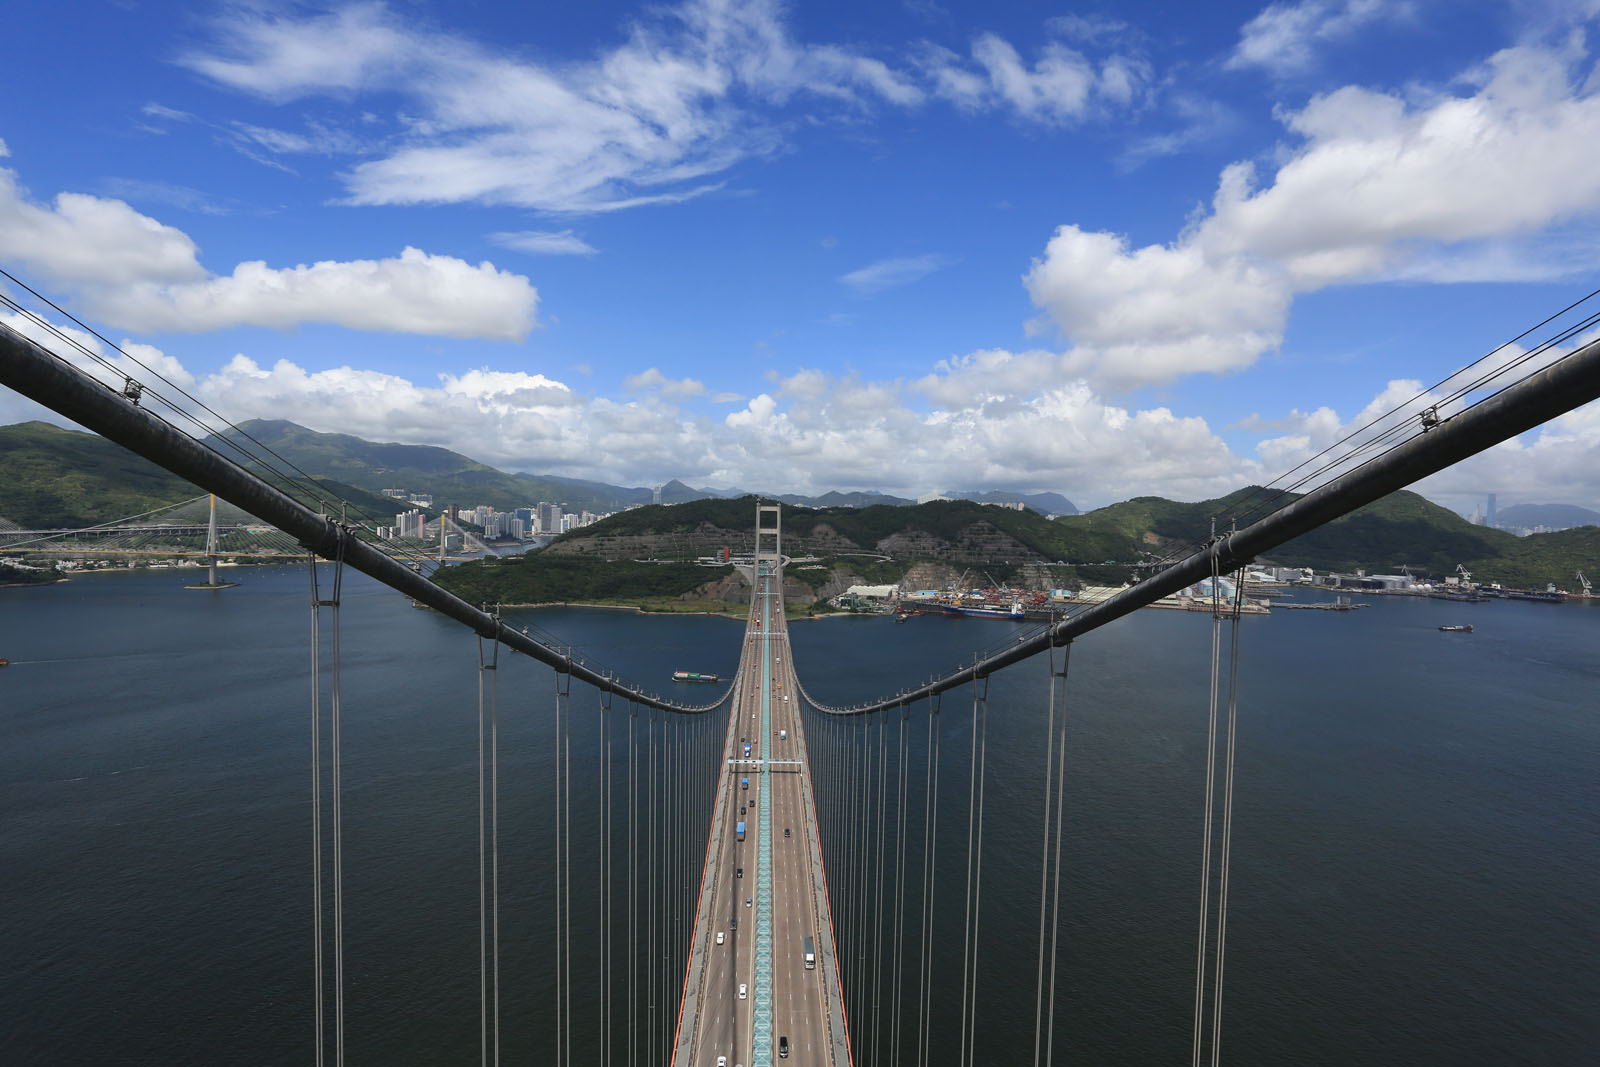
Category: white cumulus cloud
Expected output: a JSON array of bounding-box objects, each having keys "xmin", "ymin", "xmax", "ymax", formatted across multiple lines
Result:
[
  {"xmin": 0, "ymin": 163, "xmax": 538, "ymax": 340},
  {"xmin": 1026, "ymin": 37, "xmax": 1600, "ymax": 390}
]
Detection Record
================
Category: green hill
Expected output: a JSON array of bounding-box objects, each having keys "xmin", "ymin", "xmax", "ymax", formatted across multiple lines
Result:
[
  {"xmin": 214, "ymin": 419, "xmax": 648, "ymax": 514},
  {"xmin": 0, "ymin": 421, "xmax": 195, "ymax": 527}
]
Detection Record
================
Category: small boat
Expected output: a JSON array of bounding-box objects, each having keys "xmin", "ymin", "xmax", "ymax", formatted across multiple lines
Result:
[
  {"xmin": 672, "ymin": 670, "xmax": 719, "ymax": 683},
  {"xmin": 1438, "ymin": 624, "xmax": 1473, "ymax": 633}
]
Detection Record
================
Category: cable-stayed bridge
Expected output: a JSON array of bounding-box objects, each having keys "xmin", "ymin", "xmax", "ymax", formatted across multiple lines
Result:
[
  {"xmin": 1, "ymin": 494, "xmax": 494, "ymax": 568},
  {"xmin": 5, "ymin": 303, "xmax": 1600, "ymax": 1066}
]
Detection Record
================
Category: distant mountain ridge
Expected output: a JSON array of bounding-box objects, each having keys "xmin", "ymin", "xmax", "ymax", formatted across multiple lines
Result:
[
  {"xmin": 1494, "ymin": 502, "xmax": 1600, "ymax": 531},
  {"xmin": 5, "ymin": 419, "xmax": 1593, "ymax": 588}
]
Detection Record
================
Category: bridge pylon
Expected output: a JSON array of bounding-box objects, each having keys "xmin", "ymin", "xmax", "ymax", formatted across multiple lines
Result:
[{"xmin": 756, "ymin": 503, "xmax": 781, "ymax": 563}]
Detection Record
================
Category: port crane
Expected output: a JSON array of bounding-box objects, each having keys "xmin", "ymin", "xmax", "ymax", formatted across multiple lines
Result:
[
  {"xmin": 1579, "ymin": 571, "xmax": 1593, "ymax": 596},
  {"xmin": 1456, "ymin": 563, "xmax": 1473, "ymax": 585}
]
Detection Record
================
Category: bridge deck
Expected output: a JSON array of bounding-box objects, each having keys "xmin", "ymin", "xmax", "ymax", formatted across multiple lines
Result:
[{"xmin": 673, "ymin": 560, "xmax": 848, "ymax": 1066}]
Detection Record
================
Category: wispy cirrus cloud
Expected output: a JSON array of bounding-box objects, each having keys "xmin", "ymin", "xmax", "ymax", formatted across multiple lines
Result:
[
  {"xmin": 1225, "ymin": 0, "xmax": 1412, "ymax": 77},
  {"xmin": 179, "ymin": 0, "xmax": 922, "ymax": 214},
  {"xmin": 490, "ymin": 230, "xmax": 599, "ymax": 257},
  {"xmin": 839, "ymin": 253, "xmax": 954, "ymax": 294}
]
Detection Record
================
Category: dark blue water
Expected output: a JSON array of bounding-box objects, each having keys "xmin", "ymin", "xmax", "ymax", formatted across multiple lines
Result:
[{"xmin": 3, "ymin": 570, "xmax": 1597, "ymax": 1063}]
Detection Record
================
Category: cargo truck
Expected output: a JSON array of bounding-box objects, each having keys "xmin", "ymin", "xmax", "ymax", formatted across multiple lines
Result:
[
  {"xmin": 803, "ymin": 935, "xmax": 815, "ymax": 970},
  {"xmin": 737, "ymin": 821, "xmax": 746, "ymax": 842},
  {"xmin": 741, "ymin": 775, "xmax": 749, "ymax": 790}
]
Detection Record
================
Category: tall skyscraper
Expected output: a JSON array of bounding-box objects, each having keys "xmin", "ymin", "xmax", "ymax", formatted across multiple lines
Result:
[{"xmin": 1486, "ymin": 493, "xmax": 1497, "ymax": 528}]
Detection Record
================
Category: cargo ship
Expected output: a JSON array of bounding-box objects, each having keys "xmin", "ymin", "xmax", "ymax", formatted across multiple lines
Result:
[
  {"xmin": 1438, "ymin": 624, "xmax": 1474, "ymax": 633},
  {"xmin": 936, "ymin": 599, "xmax": 1026, "ymax": 620},
  {"xmin": 671, "ymin": 670, "xmax": 719, "ymax": 682}
]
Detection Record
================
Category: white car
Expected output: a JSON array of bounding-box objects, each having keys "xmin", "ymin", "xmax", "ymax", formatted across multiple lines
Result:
[
  {"xmin": 738, "ymin": 983, "xmax": 747, "ymax": 1000},
  {"xmin": 716, "ymin": 931, "xmax": 725, "ymax": 945},
  {"xmin": 717, "ymin": 1059, "xmax": 726, "ymax": 1067}
]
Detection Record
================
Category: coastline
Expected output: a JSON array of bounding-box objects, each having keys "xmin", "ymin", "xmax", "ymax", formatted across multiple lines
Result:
[{"xmin": 489, "ymin": 599, "xmax": 851, "ymax": 621}]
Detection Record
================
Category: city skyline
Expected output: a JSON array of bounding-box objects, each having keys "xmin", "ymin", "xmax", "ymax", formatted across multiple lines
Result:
[{"xmin": 2, "ymin": 1, "xmax": 1599, "ymax": 511}]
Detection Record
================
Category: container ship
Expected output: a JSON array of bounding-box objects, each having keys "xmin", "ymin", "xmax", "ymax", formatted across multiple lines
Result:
[{"xmin": 671, "ymin": 670, "xmax": 719, "ymax": 683}]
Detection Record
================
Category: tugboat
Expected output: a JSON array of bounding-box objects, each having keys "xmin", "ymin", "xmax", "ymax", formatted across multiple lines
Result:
[{"xmin": 1438, "ymin": 624, "xmax": 1474, "ymax": 633}]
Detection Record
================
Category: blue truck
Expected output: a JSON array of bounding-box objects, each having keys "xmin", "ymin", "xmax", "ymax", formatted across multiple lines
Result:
[
  {"xmin": 736, "ymin": 821, "xmax": 746, "ymax": 842},
  {"xmin": 741, "ymin": 775, "xmax": 749, "ymax": 790}
]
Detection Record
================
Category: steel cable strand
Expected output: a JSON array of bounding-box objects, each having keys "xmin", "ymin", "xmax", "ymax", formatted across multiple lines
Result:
[{"xmin": 1209, "ymin": 578, "xmax": 1248, "ymax": 1066}]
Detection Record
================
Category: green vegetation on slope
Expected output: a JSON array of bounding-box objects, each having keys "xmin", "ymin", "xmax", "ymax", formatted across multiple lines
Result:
[
  {"xmin": 557, "ymin": 496, "xmax": 1132, "ymax": 564},
  {"xmin": 434, "ymin": 554, "xmax": 731, "ymax": 605},
  {"xmin": 0, "ymin": 422, "xmax": 194, "ymax": 527},
  {"xmin": 217, "ymin": 420, "xmax": 645, "ymax": 514}
]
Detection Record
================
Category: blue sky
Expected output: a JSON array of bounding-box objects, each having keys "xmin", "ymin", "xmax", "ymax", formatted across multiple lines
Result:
[{"xmin": 3, "ymin": 0, "xmax": 1600, "ymax": 511}]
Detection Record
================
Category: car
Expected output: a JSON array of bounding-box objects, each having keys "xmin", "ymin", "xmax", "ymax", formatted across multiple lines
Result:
[
  {"xmin": 736, "ymin": 866, "xmax": 743, "ymax": 878},
  {"xmin": 738, "ymin": 983, "xmax": 747, "ymax": 1000},
  {"xmin": 717, "ymin": 1058, "xmax": 726, "ymax": 1067},
  {"xmin": 745, "ymin": 896, "xmax": 752, "ymax": 908},
  {"xmin": 779, "ymin": 1036, "xmax": 789, "ymax": 1059},
  {"xmin": 716, "ymin": 931, "xmax": 725, "ymax": 945},
  {"xmin": 730, "ymin": 916, "xmax": 737, "ymax": 928},
  {"xmin": 784, "ymin": 827, "xmax": 791, "ymax": 838}
]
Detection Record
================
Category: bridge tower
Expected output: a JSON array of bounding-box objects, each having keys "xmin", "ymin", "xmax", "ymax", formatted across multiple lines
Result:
[
  {"xmin": 185, "ymin": 493, "xmax": 239, "ymax": 590},
  {"xmin": 755, "ymin": 503, "xmax": 781, "ymax": 563}
]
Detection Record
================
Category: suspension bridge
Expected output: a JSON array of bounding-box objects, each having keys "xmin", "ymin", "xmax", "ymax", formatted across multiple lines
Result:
[{"xmin": 4, "ymin": 295, "xmax": 1600, "ymax": 1066}]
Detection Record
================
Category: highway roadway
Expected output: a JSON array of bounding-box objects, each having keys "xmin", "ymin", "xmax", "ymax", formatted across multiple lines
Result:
[{"xmin": 674, "ymin": 561, "xmax": 844, "ymax": 1067}]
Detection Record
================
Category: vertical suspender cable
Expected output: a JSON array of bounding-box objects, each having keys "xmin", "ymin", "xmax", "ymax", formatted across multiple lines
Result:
[
  {"xmin": 327, "ymin": 533, "xmax": 346, "ymax": 1067},
  {"xmin": 560, "ymin": 665, "xmax": 574, "ymax": 1067},
  {"xmin": 918, "ymin": 695, "xmax": 942, "ymax": 1067},
  {"xmin": 1193, "ymin": 548, "xmax": 1225, "ymax": 1067},
  {"xmin": 872, "ymin": 711, "xmax": 889, "ymax": 1064},
  {"xmin": 966, "ymin": 678, "xmax": 990, "ymax": 1067},
  {"xmin": 648, "ymin": 706, "xmax": 657, "ymax": 1064},
  {"xmin": 307, "ymin": 555, "xmax": 325, "ymax": 1067},
  {"xmin": 1043, "ymin": 642, "xmax": 1072, "ymax": 1067},
  {"xmin": 957, "ymin": 675, "xmax": 981, "ymax": 1067},
  {"xmin": 475, "ymin": 633, "xmax": 491, "ymax": 1067},
  {"xmin": 489, "ymin": 628, "xmax": 502, "ymax": 1067},
  {"xmin": 1033, "ymin": 638, "xmax": 1062, "ymax": 1067},
  {"xmin": 1210, "ymin": 577, "xmax": 1247, "ymax": 1066},
  {"xmin": 601, "ymin": 688, "xmax": 612, "ymax": 1067},
  {"xmin": 890, "ymin": 707, "xmax": 909, "ymax": 1067},
  {"xmin": 553, "ymin": 664, "xmax": 564, "ymax": 1064},
  {"xmin": 628, "ymin": 703, "xmax": 637, "ymax": 1067}
]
